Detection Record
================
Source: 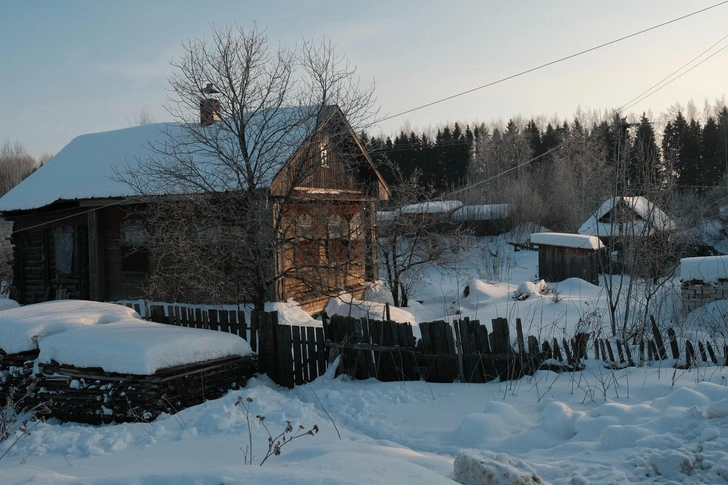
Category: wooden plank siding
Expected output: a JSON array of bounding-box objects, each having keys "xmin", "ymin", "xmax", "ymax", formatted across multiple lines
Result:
[
  {"xmin": 537, "ymin": 244, "xmax": 602, "ymax": 286},
  {"xmin": 278, "ymin": 198, "xmax": 370, "ymax": 311},
  {"xmin": 10, "ymin": 209, "xmax": 91, "ymax": 304},
  {"xmin": 99, "ymin": 206, "xmax": 148, "ymax": 301}
]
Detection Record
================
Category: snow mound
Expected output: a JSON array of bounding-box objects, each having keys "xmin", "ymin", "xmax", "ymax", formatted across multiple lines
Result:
[
  {"xmin": 362, "ymin": 280, "xmax": 395, "ymax": 305},
  {"xmin": 265, "ymin": 299, "xmax": 319, "ymax": 326},
  {"xmin": 0, "ymin": 300, "xmax": 252, "ymax": 374},
  {"xmin": 0, "ymin": 298, "xmax": 20, "ymax": 311},
  {"xmin": 38, "ymin": 321, "xmax": 253, "ymax": 375},
  {"xmin": 454, "ymin": 450, "xmax": 547, "ymax": 485},
  {"xmin": 0, "ymin": 300, "xmax": 142, "ymax": 354},
  {"xmin": 514, "ymin": 280, "xmax": 547, "ymax": 300},
  {"xmin": 705, "ymin": 398, "xmax": 728, "ymax": 418},
  {"xmin": 644, "ymin": 450, "xmax": 695, "ymax": 479}
]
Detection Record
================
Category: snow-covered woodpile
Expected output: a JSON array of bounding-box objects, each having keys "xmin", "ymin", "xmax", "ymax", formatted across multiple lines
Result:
[
  {"xmin": 680, "ymin": 255, "xmax": 728, "ymax": 313},
  {"xmin": 0, "ymin": 351, "xmax": 256, "ymax": 425},
  {"xmin": 0, "ymin": 301, "xmax": 257, "ymax": 424}
]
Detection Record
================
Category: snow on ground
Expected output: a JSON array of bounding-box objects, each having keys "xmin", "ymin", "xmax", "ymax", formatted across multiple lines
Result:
[{"xmin": 3, "ymin": 233, "xmax": 728, "ymax": 484}]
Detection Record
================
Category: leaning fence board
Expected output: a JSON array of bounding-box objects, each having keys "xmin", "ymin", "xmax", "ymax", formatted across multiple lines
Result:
[
  {"xmin": 707, "ymin": 341, "xmax": 718, "ymax": 364},
  {"xmin": 651, "ymin": 316, "xmax": 667, "ymax": 360},
  {"xmin": 685, "ymin": 340, "xmax": 696, "ymax": 367},
  {"xmin": 698, "ymin": 341, "xmax": 708, "ymax": 362},
  {"xmin": 667, "ymin": 328, "xmax": 679, "ymax": 359}
]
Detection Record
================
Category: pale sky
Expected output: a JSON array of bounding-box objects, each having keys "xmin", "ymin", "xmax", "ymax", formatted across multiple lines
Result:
[{"xmin": 1, "ymin": 0, "xmax": 727, "ymax": 159}]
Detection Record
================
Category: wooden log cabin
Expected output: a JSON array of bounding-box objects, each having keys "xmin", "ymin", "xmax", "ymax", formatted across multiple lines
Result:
[{"xmin": 0, "ymin": 105, "xmax": 388, "ymax": 312}]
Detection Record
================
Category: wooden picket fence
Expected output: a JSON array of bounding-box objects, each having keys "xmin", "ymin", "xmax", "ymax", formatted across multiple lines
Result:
[{"xmin": 124, "ymin": 302, "xmax": 728, "ymax": 388}]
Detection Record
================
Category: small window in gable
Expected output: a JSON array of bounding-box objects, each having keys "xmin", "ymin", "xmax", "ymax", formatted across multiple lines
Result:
[
  {"xmin": 319, "ymin": 141, "xmax": 329, "ymax": 168},
  {"xmin": 122, "ymin": 220, "xmax": 147, "ymax": 246}
]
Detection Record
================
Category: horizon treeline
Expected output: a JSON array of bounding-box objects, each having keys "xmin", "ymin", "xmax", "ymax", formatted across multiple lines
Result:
[{"xmin": 363, "ymin": 101, "xmax": 728, "ymax": 232}]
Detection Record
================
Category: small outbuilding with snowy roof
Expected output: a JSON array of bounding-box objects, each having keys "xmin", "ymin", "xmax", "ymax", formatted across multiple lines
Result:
[
  {"xmin": 450, "ymin": 204, "xmax": 512, "ymax": 236},
  {"xmin": 0, "ymin": 105, "xmax": 388, "ymax": 312},
  {"xmin": 531, "ymin": 232, "xmax": 605, "ymax": 285},
  {"xmin": 578, "ymin": 196, "xmax": 676, "ymax": 240},
  {"xmin": 578, "ymin": 196, "xmax": 676, "ymax": 276}
]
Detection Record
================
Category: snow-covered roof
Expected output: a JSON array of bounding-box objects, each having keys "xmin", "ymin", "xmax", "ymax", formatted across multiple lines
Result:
[
  {"xmin": 376, "ymin": 210, "xmax": 399, "ymax": 221},
  {"xmin": 530, "ymin": 232, "xmax": 604, "ymax": 250},
  {"xmin": 0, "ymin": 107, "xmax": 320, "ymax": 212},
  {"xmin": 680, "ymin": 255, "xmax": 728, "ymax": 282},
  {"xmin": 0, "ymin": 300, "xmax": 252, "ymax": 374},
  {"xmin": 451, "ymin": 204, "xmax": 511, "ymax": 222},
  {"xmin": 578, "ymin": 196, "xmax": 676, "ymax": 238},
  {"xmin": 399, "ymin": 200, "xmax": 463, "ymax": 214}
]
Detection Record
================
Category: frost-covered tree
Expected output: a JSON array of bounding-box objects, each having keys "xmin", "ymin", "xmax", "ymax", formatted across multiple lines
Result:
[{"xmin": 0, "ymin": 141, "xmax": 36, "ymax": 196}]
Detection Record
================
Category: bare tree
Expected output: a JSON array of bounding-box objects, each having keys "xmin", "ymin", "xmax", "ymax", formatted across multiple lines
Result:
[
  {"xmin": 119, "ymin": 24, "xmax": 377, "ymax": 309},
  {"xmin": 128, "ymin": 105, "xmax": 155, "ymax": 126},
  {"xmin": 377, "ymin": 160, "xmax": 468, "ymax": 307},
  {"xmin": 0, "ymin": 141, "xmax": 36, "ymax": 196},
  {"xmin": 38, "ymin": 152, "xmax": 53, "ymax": 166}
]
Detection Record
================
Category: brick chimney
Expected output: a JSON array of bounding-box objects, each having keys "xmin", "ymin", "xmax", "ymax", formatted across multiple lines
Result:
[{"xmin": 200, "ymin": 83, "xmax": 221, "ymax": 126}]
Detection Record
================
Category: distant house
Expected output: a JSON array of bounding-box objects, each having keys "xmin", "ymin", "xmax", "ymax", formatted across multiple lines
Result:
[
  {"xmin": 531, "ymin": 232, "xmax": 605, "ymax": 285},
  {"xmin": 450, "ymin": 204, "xmax": 512, "ymax": 236},
  {"xmin": 0, "ymin": 106, "xmax": 389, "ymax": 312},
  {"xmin": 578, "ymin": 196, "xmax": 675, "ymax": 241},
  {"xmin": 578, "ymin": 196, "xmax": 676, "ymax": 276}
]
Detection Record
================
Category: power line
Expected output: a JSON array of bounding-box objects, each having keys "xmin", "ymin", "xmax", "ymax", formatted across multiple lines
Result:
[
  {"xmin": 373, "ymin": 1, "xmax": 728, "ymax": 125},
  {"xmin": 619, "ymin": 37, "xmax": 728, "ymax": 113},
  {"xmin": 435, "ymin": 36, "xmax": 728, "ymax": 200}
]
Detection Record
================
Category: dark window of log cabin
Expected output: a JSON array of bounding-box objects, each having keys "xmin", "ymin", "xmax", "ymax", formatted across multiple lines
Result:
[
  {"xmin": 294, "ymin": 239, "xmax": 319, "ymax": 266},
  {"xmin": 121, "ymin": 220, "xmax": 149, "ymax": 272},
  {"xmin": 195, "ymin": 222, "xmax": 222, "ymax": 244},
  {"xmin": 328, "ymin": 239, "xmax": 350, "ymax": 263},
  {"xmin": 54, "ymin": 227, "xmax": 75, "ymax": 274}
]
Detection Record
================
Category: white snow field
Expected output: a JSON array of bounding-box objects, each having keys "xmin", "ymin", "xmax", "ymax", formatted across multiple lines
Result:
[{"xmin": 2, "ymin": 234, "xmax": 728, "ymax": 485}]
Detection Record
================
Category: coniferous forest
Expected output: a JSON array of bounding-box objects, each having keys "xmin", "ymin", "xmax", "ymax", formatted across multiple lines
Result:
[{"xmin": 364, "ymin": 102, "xmax": 728, "ymax": 233}]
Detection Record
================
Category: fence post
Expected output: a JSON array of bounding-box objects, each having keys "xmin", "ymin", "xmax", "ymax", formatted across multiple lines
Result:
[
  {"xmin": 149, "ymin": 305, "xmax": 166, "ymax": 324},
  {"xmin": 255, "ymin": 311, "xmax": 279, "ymax": 382}
]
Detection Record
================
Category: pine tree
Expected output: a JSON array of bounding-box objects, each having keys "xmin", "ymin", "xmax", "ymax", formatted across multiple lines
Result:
[
  {"xmin": 627, "ymin": 113, "xmax": 661, "ymax": 193},
  {"xmin": 524, "ymin": 120, "xmax": 543, "ymax": 159},
  {"xmin": 701, "ymin": 117, "xmax": 721, "ymax": 185},
  {"xmin": 717, "ymin": 106, "xmax": 728, "ymax": 181},
  {"xmin": 662, "ymin": 111, "xmax": 698, "ymax": 188}
]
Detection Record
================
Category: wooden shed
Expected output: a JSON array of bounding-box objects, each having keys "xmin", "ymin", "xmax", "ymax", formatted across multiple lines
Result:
[
  {"xmin": 531, "ymin": 232, "xmax": 605, "ymax": 285},
  {"xmin": 450, "ymin": 204, "xmax": 512, "ymax": 236}
]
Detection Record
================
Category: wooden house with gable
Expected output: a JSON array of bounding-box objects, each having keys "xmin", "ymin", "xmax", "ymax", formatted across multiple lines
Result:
[{"xmin": 0, "ymin": 105, "xmax": 388, "ymax": 312}]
